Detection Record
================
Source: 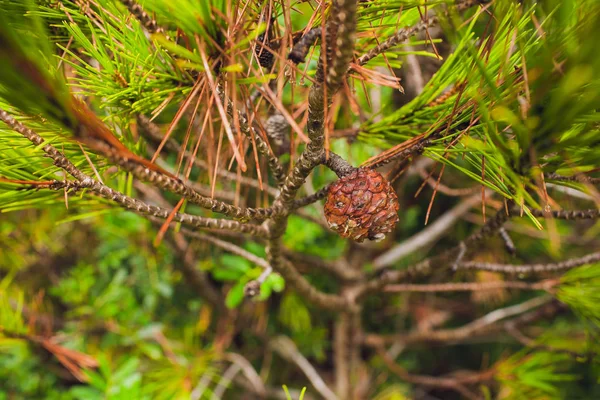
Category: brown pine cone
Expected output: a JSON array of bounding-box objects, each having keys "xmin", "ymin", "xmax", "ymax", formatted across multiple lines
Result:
[
  {"xmin": 255, "ymin": 34, "xmax": 275, "ymax": 69},
  {"xmin": 324, "ymin": 168, "xmax": 399, "ymax": 242}
]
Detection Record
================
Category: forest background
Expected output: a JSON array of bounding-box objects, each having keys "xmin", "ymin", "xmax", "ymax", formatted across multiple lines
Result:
[{"xmin": 0, "ymin": 0, "xmax": 599, "ymax": 399}]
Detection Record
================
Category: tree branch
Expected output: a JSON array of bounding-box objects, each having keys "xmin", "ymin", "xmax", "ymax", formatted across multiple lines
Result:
[
  {"xmin": 365, "ymin": 296, "xmax": 554, "ymax": 346},
  {"xmin": 137, "ymin": 114, "xmax": 280, "ymax": 197},
  {"xmin": 270, "ymin": 336, "xmax": 338, "ymax": 400},
  {"xmin": 459, "ymin": 251, "xmax": 600, "ymax": 274},
  {"xmin": 374, "ymin": 346, "xmax": 493, "ymax": 400},
  {"xmin": 384, "ymin": 279, "xmax": 557, "ymax": 293},
  {"xmin": 355, "ymin": 0, "xmax": 483, "ymax": 67},
  {"xmin": 119, "ymin": 0, "xmax": 163, "ymax": 34},
  {"xmin": 169, "ymin": 233, "xmax": 225, "ymax": 309},
  {"xmin": 372, "ymin": 192, "xmax": 484, "ymax": 270},
  {"xmin": 0, "ymin": 109, "xmax": 267, "ymax": 237},
  {"xmin": 526, "ymin": 208, "xmax": 600, "ymax": 220},
  {"xmin": 355, "ymin": 204, "xmax": 513, "ymax": 299},
  {"xmin": 265, "ymin": 238, "xmax": 351, "ymax": 312},
  {"xmin": 544, "ymin": 172, "xmax": 600, "ymax": 185},
  {"xmin": 216, "ymin": 85, "xmax": 286, "ymax": 186}
]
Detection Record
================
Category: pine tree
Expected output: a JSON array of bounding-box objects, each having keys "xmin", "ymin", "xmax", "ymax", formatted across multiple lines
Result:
[{"xmin": 0, "ymin": 0, "xmax": 599, "ymax": 398}]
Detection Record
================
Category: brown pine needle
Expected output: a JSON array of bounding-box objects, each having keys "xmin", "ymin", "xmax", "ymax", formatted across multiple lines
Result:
[
  {"xmin": 198, "ymin": 41, "xmax": 247, "ymax": 171},
  {"xmin": 154, "ymin": 197, "xmax": 185, "ymax": 247},
  {"xmin": 425, "ymin": 163, "xmax": 446, "ymax": 225},
  {"xmin": 151, "ymin": 77, "xmax": 205, "ymax": 164}
]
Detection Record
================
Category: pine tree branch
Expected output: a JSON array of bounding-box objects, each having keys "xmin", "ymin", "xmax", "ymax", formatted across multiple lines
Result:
[
  {"xmin": 288, "ymin": 28, "xmax": 322, "ymax": 64},
  {"xmin": 358, "ymin": 205, "xmax": 600, "ymax": 298},
  {"xmin": 288, "ymin": 152, "xmax": 357, "ymax": 209},
  {"xmin": 119, "ymin": 0, "xmax": 163, "ymax": 34},
  {"xmin": 182, "ymin": 229, "xmax": 271, "ymax": 270},
  {"xmin": 265, "ymin": 237, "xmax": 351, "ymax": 312},
  {"xmin": 525, "ymin": 208, "xmax": 600, "ymax": 220},
  {"xmin": 374, "ymin": 347, "xmax": 493, "ymax": 400},
  {"xmin": 5, "ymin": 109, "xmax": 277, "ymax": 221},
  {"xmin": 291, "ymin": 184, "xmax": 331, "ymax": 209},
  {"xmin": 216, "ymin": 85, "xmax": 286, "ymax": 186},
  {"xmin": 355, "ymin": 0, "xmax": 484, "ymax": 67},
  {"xmin": 101, "ymin": 140, "xmax": 278, "ymax": 222},
  {"xmin": 276, "ymin": 0, "xmax": 358, "ymax": 208},
  {"xmin": 365, "ymin": 296, "xmax": 554, "ymax": 345},
  {"xmin": 458, "ymin": 251, "xmax": 600, "ymax": 274},
  {"xmin": 544, "ymin": 172, "xmax": 600, "ymax": 185},
  {"xmin": 258, "ymin": 0, "xmax": 359, "ymax": 312},
  {"xmin": 354, "ymin": 204, "xmax": 513, "ymax": 299},
  {"xmin": 270, "ymin": 336, "xmax": 338, "ymax": 400},
  {"xmin": 384, "ymin": 279, "xmax": 557, "ymax": 293},
  {"xmin": 137, "ymin": 114, "xmax": 282, "ymax": 198},
  {"xmin": 0, "ymin": 109, "xmax": 267, "ymax": 237},
  {"xmin": 372, "ymin": 192, "xmax": 484, "ymax": 270},
  {"xmin": 323, "ymin": 152, "xmax": 356, "ymax": 178},
  {"xmin": 222, "ymin": 353, "xmax": 267, "ymax": 397},
  {"xmin": 282, "ymin": 249, "xmax": 363, "ymax": 281},
  {"xmin": 360, "ymin": 136, "xmax": 429, "ymax": 170},
  {"xmin": 168, "ymin": 233, "xmax": 225, "ymax": 309}
]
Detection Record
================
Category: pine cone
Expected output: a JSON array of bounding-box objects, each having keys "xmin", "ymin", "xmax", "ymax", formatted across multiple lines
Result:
[
  {"xmin": 255, "ymin": 34, "xmax": 275, "ymax": 69},
  {"xmin": 324, "ymin": 168, "xmax": 399, "ymax": 242},
  {"xmin": 265, "ymin": 113, "xmax": 290, "ymax": 156}
]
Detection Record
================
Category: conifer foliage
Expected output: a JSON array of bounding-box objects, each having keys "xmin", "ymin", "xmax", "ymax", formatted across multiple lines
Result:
[{"xmin": 0, "ymin": 0, "xmax": 599, "ymax": 398}]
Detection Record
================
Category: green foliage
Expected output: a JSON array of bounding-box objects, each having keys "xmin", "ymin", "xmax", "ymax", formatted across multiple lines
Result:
[
  {"xmin": 211, "ymin": 252, "xmax": 284, "ymax": 309},
  {"xmin": 0, "ymin": 0, "xmax": 598, "ymax": 398},
  {"xmin": 558, "ymin": 264, "xmax": 600, "ymax": 328},
  {"xmin": 282, "ymin": 385, "xmax": 307, "ymax": 400},
  {"xmin": 497, "ymin": 351, "xmax": 577, "ymax": 399},
  {"xmin": 361, "ymin": 0, "xmax": 600, "ymax": 222},
  {"xmin": 0, "ymin": 287, "xmax": 26, "ymax": 336},
  {"xmin": 0, "ymin": 0, "xmax": 72, "ymax": 124}
]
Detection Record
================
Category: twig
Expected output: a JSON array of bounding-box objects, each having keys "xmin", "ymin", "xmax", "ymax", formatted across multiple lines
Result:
[
  {"xmin": 265, "ymin": 238, "xmax": 351, "ymax": 312},
  {"xmin": 211, "ymin": 363, "xmax": 242, "ymax": 400},
  {"xmin": 384, "ymin": 279, "xmax": 557, "ymax": 293},
  {"xmin": 355, "ymin": 0, "xmax": 483, "ymax": 66},
  {"xmin": 544, "ymin": 172, "xmax": 600, "ymax": 185},
  {"xmin": 334, "ymin": 312, "xmax": 351, "ymax": 398},
  {"xmin": 222, "ymin": 353, "xmax": 267, "ymax": 397},
  {"xmin": 216, "ymin": 85, "xmax": 286, "ymax": 185},
  {"xmin": 354, "ymin": 205, "xmax": 514, "ymax": 299},
  {"xmin": 138, "ymin": 114, "xmax": 280, "ymax": 197},
  {"xmin": 182, "ymin": 229, "xmax": 271, "ymax": 270},
  {"xmin": 270, "ymin": 336, "xmax": 338, "ymax": 400},
  {"xmin": 262, "ymin": 0, "xmax": 359, "ymax": 313},
  {"xmin": 288, "ymin": 27, "xmax": 322, "ymax": 64},
  {"xmin": 244, "ymin": 266, "xmax": 273, "ymax": 298},
  {"xmin": 0, "ymin": 109, "xmax": 266, "ymax": 237},
  {"xmin": 365, "ymin": 296, "xmax": 553, "ymax": 346},
  {"xmin": 115, "ymin": 152, "xmax": 278, "ymax": 221},
  {"xmin": 323, "ymin": 151, "xmax": 357, "ymax": 178},
  {"xmin": 119, "ymin": 0, "xmax": 163, "ymax": 34},
  {"xmin": 546, "ymin": 183, "xmax": 596, "ymax": 202},
  {"xmin": 374, "ymin": 346, "xmax": 494, "ymax": 400},
  {"xmin": 169, "ymin": 233, "xmax": 225, "ymax": 309},
  {"xmin": 498, "ymin": 227, "xmax": 516, "ymax": 255},
  {"xmin": 504, "ymin": 323, "xmax": 585, "ymax": 358},
  {"xmin": 283, "ymin": 249, "xmax": 363, "ymax": 281},
  {"xmin": 458, "ymin": 251, "xmax": 600, "ymax": 274},
  {"xmin": 525, "ymin": 208, "xmax": 600, "ymax": 220},
  {"xmin": 274, "ymin": 0, "xmax": 358, "ymax": 208},
  {"xmin": 291, "ymin": 184, "xmax": 332, "ymax": 209},
  {"xmin": 372, "ymin": 192, "xmax": 484, "ymax": 270}
]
